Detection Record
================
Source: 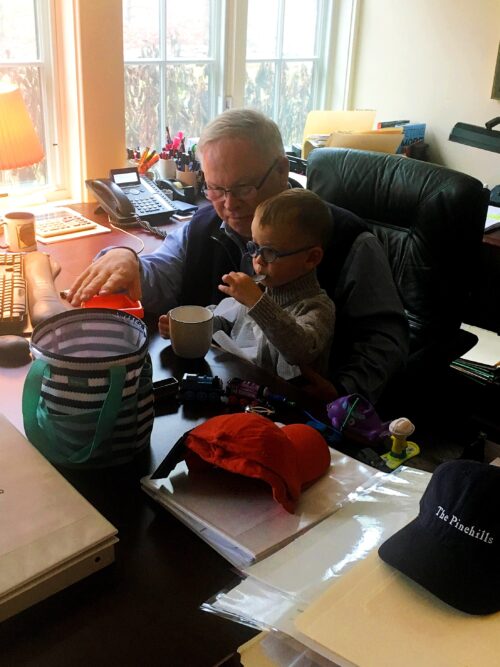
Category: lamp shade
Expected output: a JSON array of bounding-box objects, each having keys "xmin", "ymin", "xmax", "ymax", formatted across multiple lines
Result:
[
  {"xmin": 0, "ymin": 83, "xmax": 45, "ymax": 170},
  {"xmin": 449, "ymin": 117, "xmax": 500, "ymax": 154}
]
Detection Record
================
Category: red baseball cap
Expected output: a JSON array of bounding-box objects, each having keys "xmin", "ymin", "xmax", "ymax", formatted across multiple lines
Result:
[{"xmin": 184, "ymin": 413, "xmax": 331, "ymax": 513}]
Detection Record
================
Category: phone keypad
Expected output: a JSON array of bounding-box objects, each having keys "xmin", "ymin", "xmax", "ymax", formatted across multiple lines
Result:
[
  {"xmin": 122, "ymin": 182, "xmax": 176, "ymax": 218},
  {"xmin": 133, "ymin": 198, "xmax": 167, "ymax": 215}
]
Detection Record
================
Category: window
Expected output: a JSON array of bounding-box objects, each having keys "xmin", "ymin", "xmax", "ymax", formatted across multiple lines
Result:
[
  {"xmin": 123, "ymin": 0, "xmax": 348, "ymax": 152},
  {"xmin": 245, "ymin": 0, "xmax": 327, "ymax": 145},
  {"xmin": 123, "ymin": 0, "xmax": 223, "ymax": 154},
  {"xmin": 0, "ymin": 0, "xmax": 56, "ymax": 192}
]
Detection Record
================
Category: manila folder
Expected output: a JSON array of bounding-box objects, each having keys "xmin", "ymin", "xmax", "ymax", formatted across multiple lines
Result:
[{"xmin": 295, "ymin": 549, "xmax": 500, "ymax": 667}]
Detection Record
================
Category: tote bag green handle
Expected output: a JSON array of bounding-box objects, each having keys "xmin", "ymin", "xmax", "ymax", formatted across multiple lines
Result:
[{"xmin": 22, "ymin": 358, "xmax": 126, "ymax": 466}]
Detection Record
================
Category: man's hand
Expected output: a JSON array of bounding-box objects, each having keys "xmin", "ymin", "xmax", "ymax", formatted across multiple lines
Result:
[
  {"xmin": 158, "ymin": 313, "xmax": 171, "ymax": 339},
  {"xmin": 218, "ymin": 272, "xmax": 262, "ymax": 308},
  {"xmin": 66, "ymin": 248, "xmax": 141, "ymax": 306}
]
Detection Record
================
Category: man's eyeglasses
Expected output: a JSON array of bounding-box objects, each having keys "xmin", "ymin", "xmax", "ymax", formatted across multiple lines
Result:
[
  {"xmin": 202, "ymin": 158, "xmax": 279, "ymax": 202},
  {"xmin": 246, "ymin": 241, "xmax": 315, "ymax": 264}
]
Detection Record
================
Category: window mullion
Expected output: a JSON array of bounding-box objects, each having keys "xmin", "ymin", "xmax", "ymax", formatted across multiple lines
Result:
[
  {"xmin": 36, "ymin": 0, "xmax": 60, "ymax": 193},
  {"xmin": 209, "ymin": 0, "xmax": 222, "ymax": 117},
  {"xmin": 273, "ymin": 0, "xmax": 286, "ymax": 122},
  {"xmin": 159, "ymin": 0, "xmax": 167, "ymax": 150},
  {"xmin": 224, "ymin": 0, "xmax": 247, "ymax": 108}
]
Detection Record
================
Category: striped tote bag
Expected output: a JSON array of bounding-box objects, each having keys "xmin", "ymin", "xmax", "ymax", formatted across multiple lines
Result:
[{"xmin": 22, "ymin": 308, "xmax": 154, "ymax": 468}]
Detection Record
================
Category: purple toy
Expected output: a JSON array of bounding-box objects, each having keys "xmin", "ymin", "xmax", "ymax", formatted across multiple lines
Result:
[{"xmin": 326, "ymin": 394, "xmax": 391, "ymax": 445}]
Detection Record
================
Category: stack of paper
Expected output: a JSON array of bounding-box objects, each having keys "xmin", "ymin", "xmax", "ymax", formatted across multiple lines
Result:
[
  {"xmin": 451, "ymin": 324, "xmax": 500, "ymax": 385},
  {"xmin": 484, "ymin": 204, "xmax": 500, "ymax": 233}
]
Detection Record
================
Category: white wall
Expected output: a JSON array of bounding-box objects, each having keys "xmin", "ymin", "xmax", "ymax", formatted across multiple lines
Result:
[{"xmin": 350, "ymin": 0, "xmax": 500, "ymax": 187}]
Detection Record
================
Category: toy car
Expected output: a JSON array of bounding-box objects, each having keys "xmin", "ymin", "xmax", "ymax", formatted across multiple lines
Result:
[{"xmin": 178, "ymin": 373, "xmax": 225, "ymax": 402}]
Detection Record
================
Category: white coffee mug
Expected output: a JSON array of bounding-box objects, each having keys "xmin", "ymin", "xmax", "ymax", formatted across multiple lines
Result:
[
  {"xmin": 169, "ymin": 305, "xmax": 214, "ymax": 359},
  {"xmin": 3, "ymin": 211, "xmax": 37, "ymax": 252}
]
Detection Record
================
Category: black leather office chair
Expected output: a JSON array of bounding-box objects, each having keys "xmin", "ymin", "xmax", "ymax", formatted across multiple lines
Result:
[{"xmin": 307, "ymin": 147, "xmax": 490, "ymax": 408}]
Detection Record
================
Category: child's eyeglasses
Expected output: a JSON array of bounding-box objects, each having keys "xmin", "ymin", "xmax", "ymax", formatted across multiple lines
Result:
[{"xmin": 246, "ymin": 241, "xmax": 315, "ymax": 264}]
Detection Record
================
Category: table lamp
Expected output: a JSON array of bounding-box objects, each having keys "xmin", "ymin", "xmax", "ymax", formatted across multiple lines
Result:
[{"xmin": 0, "ymin": 82, "xmax": 45, "ymax": 197}]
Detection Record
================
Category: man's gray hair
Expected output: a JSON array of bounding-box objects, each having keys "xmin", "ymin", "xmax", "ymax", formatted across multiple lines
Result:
[{"xmin": 197, "ymin": 108, "xmax": 285, "ymax": 164}]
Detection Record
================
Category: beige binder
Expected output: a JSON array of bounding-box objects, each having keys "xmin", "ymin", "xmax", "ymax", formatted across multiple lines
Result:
[{"xmin": 0, "ymin": 413, "xmax": 118, "ymax": 622}]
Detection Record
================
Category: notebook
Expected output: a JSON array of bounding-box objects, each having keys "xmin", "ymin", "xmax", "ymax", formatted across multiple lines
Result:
[{"xmin": 0, "ymin": 413, "xmax": 118, "ymax": 621}]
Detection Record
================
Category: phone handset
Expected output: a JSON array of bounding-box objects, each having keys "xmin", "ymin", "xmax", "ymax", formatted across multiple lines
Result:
[
  {"xmin": 85, "ymin": 178, "xmax": 137, "ymax": 227},
  {"xmin": 85, "ymin": 177, "xmax": 168, "ymax": 238}
]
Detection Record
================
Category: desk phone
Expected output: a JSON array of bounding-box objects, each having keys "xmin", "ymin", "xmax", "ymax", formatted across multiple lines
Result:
[{"xmin": 86, "ymin": 167, "xmax": 176, "ymax": 227}]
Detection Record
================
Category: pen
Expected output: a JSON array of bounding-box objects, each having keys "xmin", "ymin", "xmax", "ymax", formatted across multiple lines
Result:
[
  {"xmin": 145, "ymin": 153, "xmax": 159, "ymax": 170},
  {"xmin": 138, "ymin": 147, "xmax": 150, "ymax": 170}
]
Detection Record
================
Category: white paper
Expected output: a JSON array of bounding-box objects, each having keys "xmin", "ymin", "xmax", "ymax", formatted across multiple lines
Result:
[
  {"xmin": 485, "ymin": 204, "xmax": 500, "ymax": 232},
  {"xmin": 460, "ymin": 324, "xmax": 500, "ymax": 366}
]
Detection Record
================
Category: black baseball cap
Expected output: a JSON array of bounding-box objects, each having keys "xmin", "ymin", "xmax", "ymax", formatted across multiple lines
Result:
[{"xmin": 378, "ymin": 459, "xmax": 500, "ymax": 615}]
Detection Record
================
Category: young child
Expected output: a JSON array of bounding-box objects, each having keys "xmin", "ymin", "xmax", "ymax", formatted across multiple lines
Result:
[{"xmin": 159, "ymin": 188, "xmax": 335, "ymax": 380}]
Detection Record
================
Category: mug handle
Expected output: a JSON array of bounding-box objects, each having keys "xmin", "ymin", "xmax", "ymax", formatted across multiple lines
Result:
[{"xmin": 0, "ymin": 221, "xmax": 8, "ymax": 250}]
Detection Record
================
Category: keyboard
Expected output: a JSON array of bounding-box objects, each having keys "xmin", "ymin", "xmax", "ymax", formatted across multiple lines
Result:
[
  {"xmin": 0, "ymin": 253, "xmax": 27, "ymax": 334},
  {"xmin": 36, "ymin": 211, "xmax": 98, "ymax": 238}
]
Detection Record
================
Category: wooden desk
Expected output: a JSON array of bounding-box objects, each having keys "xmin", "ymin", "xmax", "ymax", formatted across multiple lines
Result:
[
  {"xmin": 0, "ymin": 210, "xmax": 261, "ymax": 667},
  {"xmin": 0, "ymin": 204, "xmax": 173, "ymax": 434},
  {"xmin": 0, "ymin": 205, "xmax": 497, "ymax": 664}
]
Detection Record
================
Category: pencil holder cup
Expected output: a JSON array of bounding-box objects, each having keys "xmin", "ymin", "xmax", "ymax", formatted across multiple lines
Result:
[{"xmin": 158, "ymin": 158, "xmax": 177, "ymax": 180}]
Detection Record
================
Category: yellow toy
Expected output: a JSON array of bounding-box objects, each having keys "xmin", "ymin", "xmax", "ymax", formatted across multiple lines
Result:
[{"xmin": 381, "ymin": 418, "xmax": 420, "ymax": 470}]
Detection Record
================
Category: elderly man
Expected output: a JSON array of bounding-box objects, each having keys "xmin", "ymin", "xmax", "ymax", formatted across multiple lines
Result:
[{"xmin": 68, "ymin": 109, "xmax": 408, "ymax": 403}]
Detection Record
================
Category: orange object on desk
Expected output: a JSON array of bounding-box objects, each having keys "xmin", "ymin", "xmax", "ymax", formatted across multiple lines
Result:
[{"xmin": 81, "ymin": 294, "xmax": 144, "ymax": 318}]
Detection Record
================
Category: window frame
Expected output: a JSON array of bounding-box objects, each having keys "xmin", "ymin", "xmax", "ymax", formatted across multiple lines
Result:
[
  {"xmin": 122, "ymin": 0, "xmax": 359, "ymax": 149},
  {"xmin": 2, "ymin": 0, "xmax": 359, "ymax": 204},
  {"xmin": 0, "ymin": 0, "xmax": 63, "ymax": 196},
  {"xmin": 38, "ymin": 0, "xmax": 64, "ymax": 195},
  {"xmin": 242, "ymin": 0, "xmax": 326, "ymax": 113},
  {"xmin": 123, "ymin": 0, "xmax": 226, "ymax": 150},
  {"xmin": 224, "ymin": 0, "xmax": 358, "ymax": 129}
]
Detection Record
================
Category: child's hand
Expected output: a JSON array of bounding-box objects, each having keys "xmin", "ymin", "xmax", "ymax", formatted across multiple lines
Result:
[
  {"xmin": 158, "ymin": 313, "xmax": 171, "ymax": 338},
  {"xmin": 218, "ymin": 272, "xmax": 263, "ymax": 307}
]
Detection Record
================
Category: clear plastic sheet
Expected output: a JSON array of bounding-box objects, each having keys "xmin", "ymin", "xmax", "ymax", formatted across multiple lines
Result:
[
  {"xmin": 202, "ymin": 465, "xmax": 431, "ymax": 663},
  {"xmin": 242, "ymin": 466, "xmax": 430, "ymax": 603},
  {"xmin": 249, "ymin": 631, "xmax": 341, "ymax": 667},
  {"xmin": 143, "ymin": 448, "xmax": 381, "ymax": 569}
]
